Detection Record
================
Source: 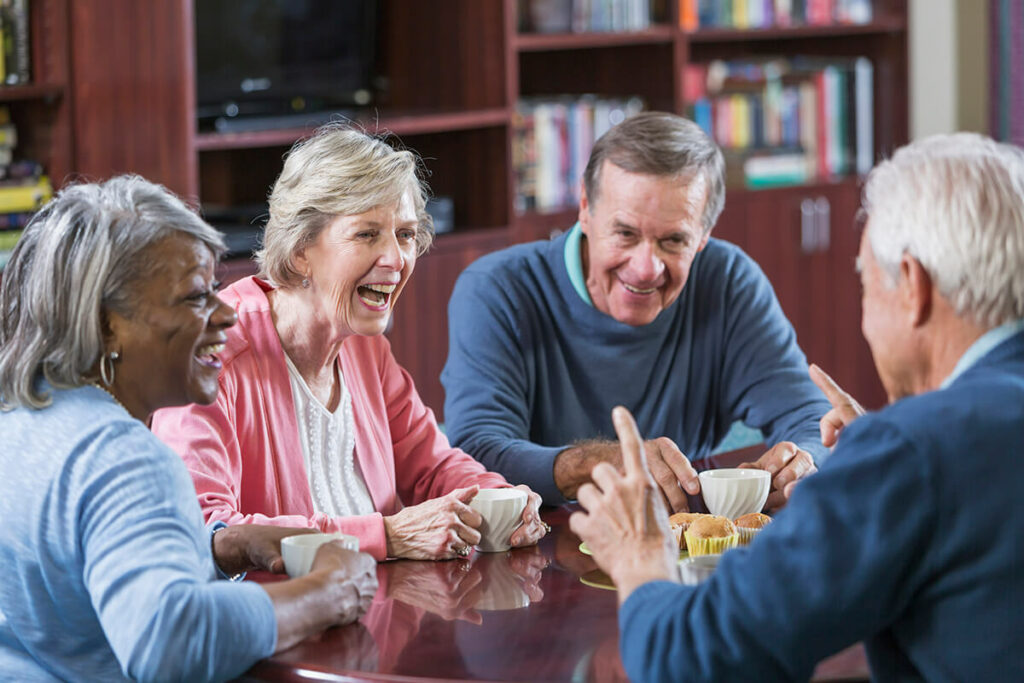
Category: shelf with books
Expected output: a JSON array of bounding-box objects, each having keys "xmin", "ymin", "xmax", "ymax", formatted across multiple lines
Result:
[
  {"xmin": 193, "ymin": 108, "xmax": 513, "ymax": 152},
  {"xmin": 515, "ymin": 25, "xmax": 676, "ymax": 51},
  {"xmin": 685, "ymin": 18, "xmax": 905, "ymax": 42}
]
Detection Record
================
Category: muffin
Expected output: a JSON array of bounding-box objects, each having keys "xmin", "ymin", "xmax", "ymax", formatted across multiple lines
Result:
[
  {"xmin": 683, "ymin": 516, "xmax": 738, "ymax": 556},
  {"xmin": 734, "ymin": 512, "xmax": 772, "ymax": 546},
  {"xmin": 669, "ymin": 512, "xmax": 710, "ymax": 551}
]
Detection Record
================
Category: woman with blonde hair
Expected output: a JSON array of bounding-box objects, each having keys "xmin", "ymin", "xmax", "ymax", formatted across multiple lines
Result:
[
  {"xmin": 0, "ymin": 175, "xmax": 378, "ymax": 681},
  {"xmin": 152, "ymin": 124, "xmax": 546, "ymax": 560}
]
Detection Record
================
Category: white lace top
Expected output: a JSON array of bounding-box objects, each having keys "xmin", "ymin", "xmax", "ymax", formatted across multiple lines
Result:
[{"xmin": 284, "ymin": 354, "xmax": 375, "ymax": 518}]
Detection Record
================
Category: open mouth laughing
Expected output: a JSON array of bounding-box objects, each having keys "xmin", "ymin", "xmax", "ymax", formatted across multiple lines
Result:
[
  {"xmin": 357, "ymin": 282, "xmax": 397, "ymax": 310},
  {"xmin": 194, "ymin": 342, "xmax": 225, "ymax": 368}
]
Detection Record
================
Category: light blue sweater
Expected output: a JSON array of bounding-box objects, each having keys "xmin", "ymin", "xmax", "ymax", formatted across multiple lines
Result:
[
  {"xmin": 443, "ymin": 232, "xmax": 830, "ymax": 502},
  {"xmin": 0, "ymin": 384, "xmax": 276, "ymax": 682}
]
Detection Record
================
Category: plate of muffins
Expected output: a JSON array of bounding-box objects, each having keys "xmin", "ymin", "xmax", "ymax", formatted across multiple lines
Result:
[{"xmin": 577, "ymin": 511, "xmax": 771, "ymax": 559}]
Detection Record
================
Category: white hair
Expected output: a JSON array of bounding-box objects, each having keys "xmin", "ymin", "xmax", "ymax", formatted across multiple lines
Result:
[
  {"xmin": 863, "ymin": 133, "xmax": 1024, "ymax": 327},
  {"xmin": 0, "ymin": 175, "xmax": 226, "ymax": 409}
]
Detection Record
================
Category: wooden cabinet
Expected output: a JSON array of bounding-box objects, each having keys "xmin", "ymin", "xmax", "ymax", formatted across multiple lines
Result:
[{"xmin": 65, "ymin": 0, "xmax": 904, "ymax": 415}]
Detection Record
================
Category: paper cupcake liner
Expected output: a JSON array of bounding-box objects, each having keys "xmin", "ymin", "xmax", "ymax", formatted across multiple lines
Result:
[
  {"xmin": 736, "ymin": 526, "xmax": 761, "ymax": 546},
  {"xmin": 683, "ymin": 531, "xmax": 738, "ymax": 557},
  {"xmin": 670, "ymin": 523, "xmax": 690, "ymax": 550}
]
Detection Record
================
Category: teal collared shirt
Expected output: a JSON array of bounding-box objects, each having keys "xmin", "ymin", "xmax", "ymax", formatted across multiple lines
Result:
[
  {"xmin": 941, "ymin": 318, "xmax": 1024, "ymax": 388},
  {"xmin": 564, "ymin": 222, "xmax": 593, "ymax": 305}
]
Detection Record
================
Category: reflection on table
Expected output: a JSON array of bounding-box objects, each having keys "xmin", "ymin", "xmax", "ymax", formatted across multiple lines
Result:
[{"xmin": 241, "ymin": 502, "xmax": 868, "ymax": 682}]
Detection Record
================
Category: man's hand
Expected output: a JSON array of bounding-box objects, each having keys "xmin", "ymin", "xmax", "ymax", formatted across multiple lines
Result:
[
  {"xmin": 212, "ymin": 524, "xmax": 318, "ymax": 576},
  {"xmin": 738, "ymin": 441, "xmax": 817, "ymax": 510},
  {"xmin": 810, "ymin": 363, "xmax": 866, "ymax": 448},
  {"xmin": 555, "ymin": 437, "xmax": 700, "ymax": 513},
  {"xmin": 569, "ymin": 407, "xmax": 679, "ymax": 605}
]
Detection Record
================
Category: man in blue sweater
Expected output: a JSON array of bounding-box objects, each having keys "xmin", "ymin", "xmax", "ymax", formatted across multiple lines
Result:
[
  {"xmin": 572, "ymin": 133, "xmax": 1024, "ymax": 681},
  {"xmin": 444, "ymin": 112, "xmax": 828, "ymax": 508}
]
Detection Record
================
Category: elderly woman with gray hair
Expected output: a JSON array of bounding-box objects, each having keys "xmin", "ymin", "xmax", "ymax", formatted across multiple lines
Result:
[
  {"xmin": 0, "ymin": 176, "xmax": 379, "ymax": 681},
  {"xmin": 152, "ymin": 124, "xmax": 547, "ymax": 561}
]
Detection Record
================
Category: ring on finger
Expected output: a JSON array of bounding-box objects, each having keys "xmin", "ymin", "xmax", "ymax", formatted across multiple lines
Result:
[
  {"xmin": 541, "ymin": 521, "xmax": 551, "ymax": 534},
  {"xmin": 454, "ymin": 544, "xmax": 471, "ymax": 558}
]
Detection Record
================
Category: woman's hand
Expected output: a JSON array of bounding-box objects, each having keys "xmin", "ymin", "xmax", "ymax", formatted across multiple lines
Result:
[
  {"xmin": 212, "ymin": 524, "xmax": 317, "ymax": 575},
  {"xmin": 384, "ymin": 486, "xmax": 483, "ymax": 560},
  {"xmin": 264, "ymin": 543, "xmax": 378, "ymax": 653},
  {"xmin": 509, "ymin": 485, "xmax": 548, "ymax": 548}
]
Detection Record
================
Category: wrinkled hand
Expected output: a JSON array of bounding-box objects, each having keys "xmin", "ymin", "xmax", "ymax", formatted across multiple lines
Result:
[
  {"xmin": 310, "ymin": 543, "xmax": 379, "ymax": 624},
  {"xmin": 504, "ymin": 546, "xmax": 549, "ymax": 602},
  {"xmin": 642, "ymin": 437, "xmax": 701, "ymax": 514},
  {"xmin": 810, "ymin": 364, "xmax": 866, "ymax": 448},
  {"xmin": 738, "ymin": 441, "xmax": 817, "ymax": 510},
  {"xmin": 384, "ymin": 486, "xmax": 483, "ymax": 560},
  {"xmin": 387, "ymin": 558, "xmax": 485, "ymax": 623},
  {"xmin": 509, "ymin": 485, "xmax": 547, "ymax": 547},
  {"xmin": 570, "ymin": 407, "xmax": 678, "ymax": 605},
  {"xmin": 212, "ymin": 524, "xmax": 318, "ymax": 576}
]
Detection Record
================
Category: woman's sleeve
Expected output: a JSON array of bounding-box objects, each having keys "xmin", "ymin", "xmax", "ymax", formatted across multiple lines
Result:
[
  {"xmin": 377, "ymin": 339, "xmax": 509, "ymax": 505},
  {"xmin": 79, "ymin": 424, "xmax": 277, "ymax": 682},
  {"xmin": 152, "ymin": 372, "xmax": 392, "ymax": 560}
]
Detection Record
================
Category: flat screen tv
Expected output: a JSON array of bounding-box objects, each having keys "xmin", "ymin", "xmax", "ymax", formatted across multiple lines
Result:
[{"xmin": 195, "ymin": 0, "xmax": 377, "ymax": 131}]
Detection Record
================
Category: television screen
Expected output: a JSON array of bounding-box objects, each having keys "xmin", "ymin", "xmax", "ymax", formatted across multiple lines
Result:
[{"xmin": 195, "ymin": 0, "xmax": 377, "ymax": 125}]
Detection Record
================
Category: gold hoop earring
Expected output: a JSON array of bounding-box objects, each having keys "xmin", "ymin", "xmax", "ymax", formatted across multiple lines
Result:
[{"xmin": 99, "ymin": 351, "xmax": 120, "ymax": 387}]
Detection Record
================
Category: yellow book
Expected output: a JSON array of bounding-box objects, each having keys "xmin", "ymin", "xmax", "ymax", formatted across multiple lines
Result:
[
  {"xmin": 731, "ymin": 94, "xmax": 751, "ymax": 149},
  {"xmin": 0, "ymin": 176, "xmax": 53, "ymax": 213}
]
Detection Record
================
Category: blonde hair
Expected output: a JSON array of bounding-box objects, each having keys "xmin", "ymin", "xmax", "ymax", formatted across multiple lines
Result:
[{"xmin": 256, "ymin": 123, "xmax": 434, "ymax": 287}]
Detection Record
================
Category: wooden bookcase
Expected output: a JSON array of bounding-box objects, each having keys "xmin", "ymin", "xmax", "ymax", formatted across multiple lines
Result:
[
  {"xmin": 0, "ymin": 0, "xmax": 71, "ymax": 189},
  {"xmin": 65, "ymin": 0, "xmax": 906, "ymax": 417}
]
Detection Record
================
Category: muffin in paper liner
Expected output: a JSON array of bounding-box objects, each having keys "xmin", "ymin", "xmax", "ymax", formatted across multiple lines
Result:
[
  {"xmin": 734, "ymin": 512, "xmax": 772, "ymax": 546},
  {"xmin": 684, "ymin": 531, "xmax": 738, "ymax": 556},
  {"xmin": 668, "ymin": 512, "xmax": 710, "ymax": 551},
  {"xmin": 736, "ymin": 526, "xmax": 761, "ymax": 546}
]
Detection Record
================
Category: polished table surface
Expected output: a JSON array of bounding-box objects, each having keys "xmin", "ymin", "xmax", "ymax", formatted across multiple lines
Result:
[{"xmin": 241, "ymin": 501, "xmax": 869, "ymax": 682}]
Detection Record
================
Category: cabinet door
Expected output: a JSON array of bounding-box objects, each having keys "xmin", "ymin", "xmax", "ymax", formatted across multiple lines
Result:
[{"xmin": 738, "ymin": 183, "xmax": 885, "ymax": 410}]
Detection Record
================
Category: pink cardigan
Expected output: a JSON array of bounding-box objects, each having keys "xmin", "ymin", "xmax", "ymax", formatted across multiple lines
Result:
[{"xmin": 151, "ymin": 277, "xmax": 508, "ymax": 560}]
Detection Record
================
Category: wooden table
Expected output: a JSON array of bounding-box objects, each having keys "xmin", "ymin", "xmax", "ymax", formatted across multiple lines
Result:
[{"xmin": 240, "ymin": 504, "xmax": 869, "ymax": 682}]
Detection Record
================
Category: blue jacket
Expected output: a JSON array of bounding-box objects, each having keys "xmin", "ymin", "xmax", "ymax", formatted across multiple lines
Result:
[{"xmin": 620, "ymin": 330, "xmax": 1024, "ymax": 682}]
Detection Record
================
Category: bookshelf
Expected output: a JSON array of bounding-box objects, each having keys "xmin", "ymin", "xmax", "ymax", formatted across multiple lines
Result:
[{"xmin": 64, "ymin": 0, "xmax": 906, "ymax": 415}]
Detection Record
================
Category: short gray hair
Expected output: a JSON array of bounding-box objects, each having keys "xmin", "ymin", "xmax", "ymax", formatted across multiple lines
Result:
[
  {"xmin": 863, "ymin": 133, "xmax": 1024, "ymax": 328},
  {"xmin": 256, "ymin": 122, "xmax": 433, "ymax": 287},
  {"xmin": 0, "ymin": 175, "xmax": 226, "ymax": 409},
  {"xmin": 583, "ymin": 111, "xmax": 726, "ymax": 234}
]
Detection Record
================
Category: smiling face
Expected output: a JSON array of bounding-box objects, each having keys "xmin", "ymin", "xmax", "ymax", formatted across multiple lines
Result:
[
  {"xmin": 105, "ymin": 233, "xmax": 237, "ymax": 420},
  {"xmin": 296, "ymin": 191, "xmax": 419, "ymax": 338},
  {"xmin": 579, "ymin": 161, "xmax": 711, "ymax": 326}
]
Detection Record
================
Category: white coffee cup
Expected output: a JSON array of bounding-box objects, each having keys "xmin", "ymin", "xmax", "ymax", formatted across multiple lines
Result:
[
  {"xmin": 469, "ymin": 488, "xmax": 527, "ymax": 552},
  {"xmin": 281, "ymin": 532, "xmax": 359, "ymax": 578},
  {"xmin": 698, "ymin": 468, "xmax": 771, "ymax": 519},
  {"xmin": 679, "ymin": 554, "xmax": 721, "ymax": 586}
]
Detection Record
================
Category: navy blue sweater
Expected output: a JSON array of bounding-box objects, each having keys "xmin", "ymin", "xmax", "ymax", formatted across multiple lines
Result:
[
  {"xmin": 619, "ymin": 331, "xmax": 1024, "ymax": 682},
  {"xmin": 443, "ymin": 232, "xmax": 829, "ymax": 502}
]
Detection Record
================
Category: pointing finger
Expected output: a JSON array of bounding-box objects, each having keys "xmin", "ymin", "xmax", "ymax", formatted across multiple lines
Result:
[
  {"xmin": 809, "ymin": 364, "xmax": 852, "ymax": 409},
  {"xmin": 611, "ymin": 406, "xmax": 648, "ymax": 479}
]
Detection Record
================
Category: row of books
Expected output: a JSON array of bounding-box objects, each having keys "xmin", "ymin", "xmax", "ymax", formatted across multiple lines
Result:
[
  {"xmin": 679, "ymin": 0, "xmax": 872, "ymax": 30},
  {"xmin": 514, "ymin": 95, "xmax": 644, "ymax": 213},
  {"xmin": 521, "ymin": 0, "xmax": 654, "ymax": 34},
  {"xmin": 685, "ymin": 57, "xmax": 873, "ymax": 187},
  {"xmin": 0, "ymin": 0, "xmax": 30, "ymax": 85}
]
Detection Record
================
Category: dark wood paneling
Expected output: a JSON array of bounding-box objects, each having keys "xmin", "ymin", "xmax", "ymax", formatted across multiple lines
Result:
[
  {"xmin": 387, "ymin": 229, "xmax": 510, "ymax": 422},
  {"xmin": 69, "ymin": 0, "xmax": 196, "ymax": 197}
]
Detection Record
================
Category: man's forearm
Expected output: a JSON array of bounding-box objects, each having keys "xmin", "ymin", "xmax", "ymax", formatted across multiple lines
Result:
[{"xmin": 553, "ymin": 441, "xmax": 618, "ymax": 499}]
